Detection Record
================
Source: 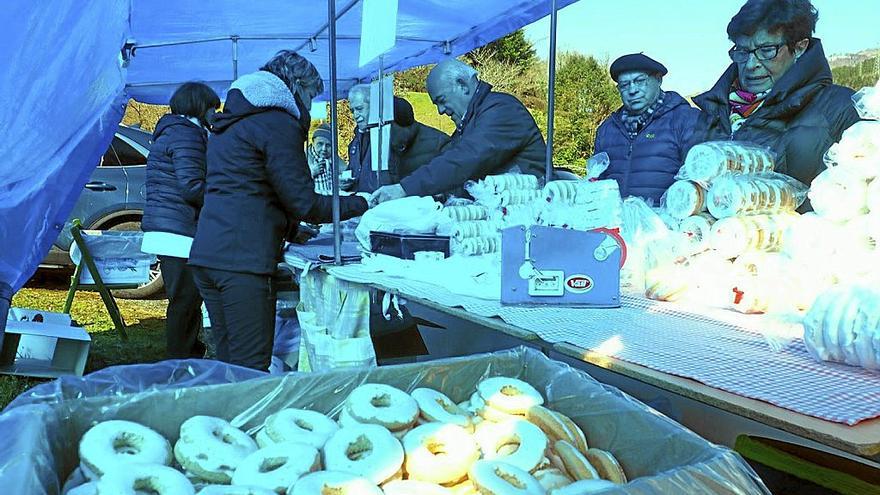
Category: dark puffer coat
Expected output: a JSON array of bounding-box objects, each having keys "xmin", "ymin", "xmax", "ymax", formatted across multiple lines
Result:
[
  {"xmin": 141, "ymin": 115, "xmax": 208, "ymax": 237},
  {"xmin": 692, "ymin": 38, "xmax": 860, "ymax": 188},
  {"xmin": 594, "ymin": 92, "xmax": 699, "ymax": 203},
  {"xmin": 189, "ymin": 71, "xmax": 367, "ymax": 275}
]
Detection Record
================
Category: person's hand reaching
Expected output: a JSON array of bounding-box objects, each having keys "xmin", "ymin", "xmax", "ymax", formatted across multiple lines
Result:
[{"xmin": 370, "ymin": 184, "xmax": 406, "ymax": 206}]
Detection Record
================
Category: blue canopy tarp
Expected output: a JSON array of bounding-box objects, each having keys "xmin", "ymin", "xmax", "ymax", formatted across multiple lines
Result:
[{"xmin": 0, "ymin": 0, "xmax": 576, "ymax": 297}]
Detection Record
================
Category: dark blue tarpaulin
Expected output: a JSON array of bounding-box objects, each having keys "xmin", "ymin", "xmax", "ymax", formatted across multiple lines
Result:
[{"xmin": 0, "ymin": 0, "xmax": 577, "ymax": 296}]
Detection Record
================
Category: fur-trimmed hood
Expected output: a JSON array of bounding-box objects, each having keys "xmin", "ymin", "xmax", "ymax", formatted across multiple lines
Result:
[{"xmin": 212, "ymin": 70, "xmax": 307, "ymax": 133}]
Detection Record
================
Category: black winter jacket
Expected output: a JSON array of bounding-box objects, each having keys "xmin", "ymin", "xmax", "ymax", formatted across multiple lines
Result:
[
  {"xmin": 399, "ymin": 82, "xmax": 546, "ymax": 196},
  {"xmin": 141, "ymin": 115, "xmax": 208, "ymax": 238},
  {"xmin": 394, "ymin": 122, "xmax": 450, "ymax": 181},
  {"xmin": 595, "ymin": 92, "xmax": 699, "ymax": 204},
  {"xmin": 692, "ymin": 38, "xmax": 860, "ymax": 188},
  {"xmin": 189, "ymin": 71, "xmax": 367, "ymax": 275}
]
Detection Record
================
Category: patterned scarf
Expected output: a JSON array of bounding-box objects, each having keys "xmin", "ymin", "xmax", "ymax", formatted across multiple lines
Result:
[
  {"xmin": 729, "ymin": 84, "xmax": 770, "ymax": 132},
  {"xmin": 620, "ymin": 91, "xmax": 665, "ymax": 139},
  {"xmin": 308, "ymin": 146, "xmax": 334, "ymax": 195}
]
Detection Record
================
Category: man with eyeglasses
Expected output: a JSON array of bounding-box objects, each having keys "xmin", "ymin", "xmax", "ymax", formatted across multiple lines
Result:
[
  {"xmin": 692, "ymin": 0, "xmax": 860, "ymax": 200},
  {"xmin": 593, "ymin": 53, "xmax": 699, "ymax": 204}
]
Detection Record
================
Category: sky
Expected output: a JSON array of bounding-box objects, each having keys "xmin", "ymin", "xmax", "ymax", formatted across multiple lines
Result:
[{"xmin": 523, "ymin": 0, "xmax": 880, "ymax": 96}]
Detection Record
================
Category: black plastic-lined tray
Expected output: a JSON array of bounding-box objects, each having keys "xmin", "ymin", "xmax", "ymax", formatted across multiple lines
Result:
[{"xmin": 369, "ymin": 231, "xmax": 450, "ymax": 259}]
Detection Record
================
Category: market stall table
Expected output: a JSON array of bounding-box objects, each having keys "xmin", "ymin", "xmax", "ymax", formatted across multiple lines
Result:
[{"xmin": 282, "ymin": 243, "xmax": 880, "ymax": 492}]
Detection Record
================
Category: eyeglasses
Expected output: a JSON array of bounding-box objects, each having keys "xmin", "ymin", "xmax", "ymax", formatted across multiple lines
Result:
[
  {"xmin": 617, "ymin": 76, "xmax": 650, "ymax": 92},
  {"xmin": 728, "ymin": 43, "xmax": 785, "ymax": 63}
]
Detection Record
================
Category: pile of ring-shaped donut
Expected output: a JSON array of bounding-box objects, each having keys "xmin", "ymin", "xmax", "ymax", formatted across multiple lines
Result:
[{"xmin": 64, "ymin": 376, "xmax": 630, "ymax": 495}]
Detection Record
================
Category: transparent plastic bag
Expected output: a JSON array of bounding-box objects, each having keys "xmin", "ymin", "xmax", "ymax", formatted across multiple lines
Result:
[
  {"xmin": 543, "ymin": 179, "xmax": 620, "ymax": 206},
  {"xmin": 663, "ymin": 180, "xmax": 707, "ymax": 220},
  {"xmin": 442, "ymin": 204, "xmax": 489, "ymax": 222},
  {"xmin": 491, "ymin": 204, "xmax": 538, "ymax": 228},
  {"xmin": 678, "ymin": 141, "xmax": 775, "ymax": 184},
  {"xmin": 620, "ymin": 197, "xmax": 676, "ymax": 292},
  {"xmin": 585, "ymin": 151, "xmax": 611, "ymax": 179},
  {"xmin": 729, "ymin": 252, "xmax": 819, "ymax": 314},
  {"xmin": 451, "ymin": 220, "xmax": 498, "ymax": 241},
  {"xmin": 620, "ymin": 197, "xmax": 671, "ymax": 246},
  {"xmin": 677, "ymin": 213, "xmax": 715, "ymax": 253},
  {"xmin": 870, "ymin": 179, "xmax": 880, "ymax": 215},
  {"xmin": 709, "ymin": 213, "xmax": 798, "ymax": 258},
  {"xmin": 537, "ymin": 203, "xmax": 623, "ymax": 231},
  {"xmin": 71, "ymin": 230, "xmax": 156, "ymax": 285},
  {"xmin": 464, "ymin": 174, "xmax": 540, "ymax": 206},
  {"xmin": 822, "ymin": 121, "xmax": 880, "ymax": 180},
  {"xmin": 0, "ymin": 348, "xmax": 770, "ymax": 495},
  {"xmin": 808, "ymin": 166, "xmax": 869, "ymax": 221},
  {"xmin": 499, "ymin": 188, "xmax": 542, "ymax": 207},
  {"xmin": 706, "ymin": 173, "xmax": 807, "ymax": 218},
  {"xmin": 852, "ymin": 79, "xmax": 880, "ymax": 120},
  {"xmin": 803, "ymin": 285, "xmax": 880, "ymax": 371},
  {"xmin": 452, "ymin": 234, "xmax": 501, "ymax": 256}
]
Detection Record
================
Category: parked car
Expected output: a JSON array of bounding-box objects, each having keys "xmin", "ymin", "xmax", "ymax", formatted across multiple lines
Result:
[{"xmin": 41, "ymin": 124, "xmax": 163, "ymax": 298}]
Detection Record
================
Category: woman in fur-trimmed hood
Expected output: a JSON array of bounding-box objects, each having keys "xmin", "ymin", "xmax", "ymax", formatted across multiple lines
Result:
[{"xmin": 189, "ymin": 50, "xmax": 368, "ymax": 371}]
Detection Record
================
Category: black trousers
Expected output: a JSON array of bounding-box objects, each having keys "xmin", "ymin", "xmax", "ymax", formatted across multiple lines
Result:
[
  {"xmin": 158, "ymin": 256, "xmax": 205, "ymax": 359},
  {"xmin": 192, "ymin": 266, "xmax": 276, "ymax": 371}
]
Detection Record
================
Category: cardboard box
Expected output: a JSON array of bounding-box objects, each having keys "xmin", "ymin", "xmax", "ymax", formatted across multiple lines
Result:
[
  {"xmin": 1, "ymin": 309, "xmax": 90, "ymax": 378},
  {"xmin": 0, "ymin": 348, "xmax": 768, "ymax": 493}
]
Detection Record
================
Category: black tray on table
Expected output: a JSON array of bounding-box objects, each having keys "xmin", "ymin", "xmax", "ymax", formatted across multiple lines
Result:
[{"xmin": 369, "ymin": 231, "xmax": 450, "ymax": 260}]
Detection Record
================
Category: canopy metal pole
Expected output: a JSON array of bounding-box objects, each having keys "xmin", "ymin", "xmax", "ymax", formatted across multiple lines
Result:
[
  {"xmin": 232, "ymin": 36, "xmax": 239, "ymax": 79},
  {"xmin": 328, "ymin": 0, "xmax": 342, "ymax": 265},
  {"xmin": 376, "ymin": 56, "xmax": 385, "ymax": 187},
  {"xmin": 544, "ymin": 0, "xmax": 559, "ymax": 184},
  {"xmin": 0, "ymin": 282, "xmax": 11, "ymax": 352}
]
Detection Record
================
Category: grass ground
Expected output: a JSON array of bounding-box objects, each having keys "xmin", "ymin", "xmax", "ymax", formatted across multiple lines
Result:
[{"xmin": 0, "ymin": 273, "xmax": 167, "ymax": 409}]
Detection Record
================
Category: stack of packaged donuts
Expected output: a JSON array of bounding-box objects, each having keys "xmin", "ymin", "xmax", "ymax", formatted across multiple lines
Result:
[
  {"xmin": 648, "ymin": 141, "xmax": 813, "ymax": 313},
  {"xmin": 643, "ymin": 79, "xmax": 880, "ymax": 324},
  {"xmin": 63, "ymin": 376, "xmax": 629, "ymax": 495},
  {"xmin": 447, "ymin": 162, "xmax": 624, "ymax": 257}
]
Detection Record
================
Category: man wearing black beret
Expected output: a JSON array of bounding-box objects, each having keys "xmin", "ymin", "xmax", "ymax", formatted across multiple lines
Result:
[{"xmin": 594, "ymin": 53, "xmax": 700, "ymax": 204}]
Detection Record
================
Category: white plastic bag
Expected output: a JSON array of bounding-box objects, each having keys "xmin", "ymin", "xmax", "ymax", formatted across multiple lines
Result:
[{"xmin": 355, "ymin": 196, "xmax": 443, "ymax": 250}]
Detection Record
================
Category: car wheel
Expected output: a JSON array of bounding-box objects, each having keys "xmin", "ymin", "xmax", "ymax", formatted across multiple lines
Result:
[{"xmin": 104, "ymin": 220, "xmax": 166, "ymax": 299}]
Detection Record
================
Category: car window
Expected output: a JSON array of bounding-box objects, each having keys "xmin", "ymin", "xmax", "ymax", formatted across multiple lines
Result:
[{"xmin": 101, "ymin": 137, "xmax": 147, "ymax": 167}]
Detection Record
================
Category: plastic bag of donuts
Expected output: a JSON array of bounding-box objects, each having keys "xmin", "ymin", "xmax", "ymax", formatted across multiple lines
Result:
[
  {"xmin": 808, "ymin": 166, "xmax": 871, "ymax": 222},
  {"xmin": 709, "ymin": 213, "xmax": 799, "ymax": 259},
  {"xmin": 678, "ymin": 141, "xmax": 776, "ymax": 185},
  {"xmin": 453, "ymin": 235, "xmax": 502, "ymax": 256},
  {"xmin": 822, "ymin": 121, "xmax": 880, "ymax": 180},
  {"xmin": 662, "ymin": 180, "xmax": 708, "ymax": 220},
  {"xmin": 706, "ymin": 172, "xmax": 807, "ymax": 218}
]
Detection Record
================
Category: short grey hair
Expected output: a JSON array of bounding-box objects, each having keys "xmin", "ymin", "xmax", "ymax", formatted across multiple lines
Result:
[
  {"xmin": 348, "ymin": 84, "xmax": 371, "ymax": 102},
  {"xmin": 260, "ymin": 50, "xmax": 324, "ymax": 95},
  {"xmin": 435, "ymin": 59, "xmax": 479, "ymax": 86}
]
